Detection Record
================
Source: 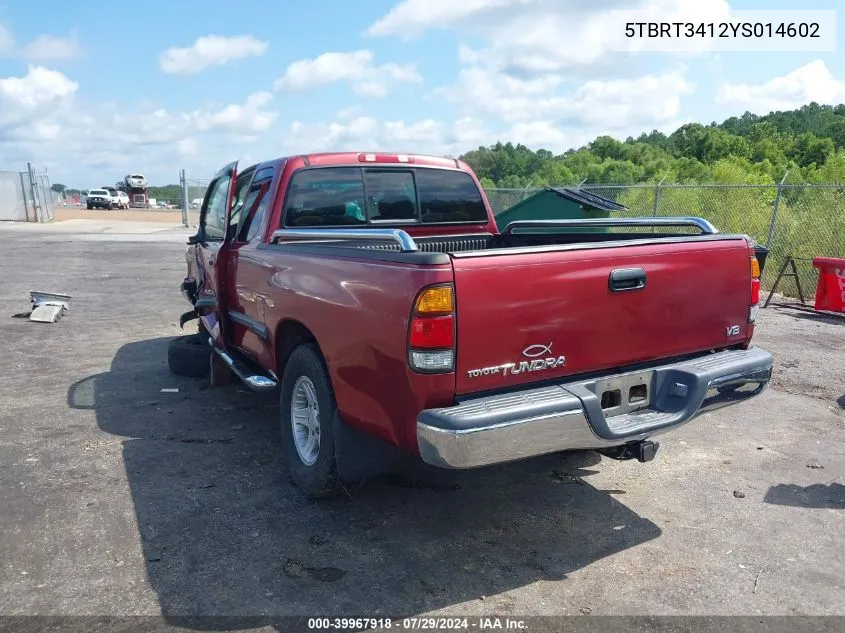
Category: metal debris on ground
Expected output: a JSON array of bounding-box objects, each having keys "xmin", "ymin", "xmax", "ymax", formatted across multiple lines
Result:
[
  {"xmin": 27, "ymin": 290, "xmax": 71, "ymax": 323},
  {"xmin": 753, "ymin": 566, "xmax": 766, "ymax": 593}
]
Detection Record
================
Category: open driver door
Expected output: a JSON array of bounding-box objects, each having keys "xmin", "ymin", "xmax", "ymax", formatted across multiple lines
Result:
[{"xmin": 189, "ymin": 160, "xmax": 239, "ymax": 349}]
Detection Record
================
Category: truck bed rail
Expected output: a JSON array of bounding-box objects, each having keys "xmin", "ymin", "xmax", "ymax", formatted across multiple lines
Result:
[
  {"xmin": 271, "ymin": 228, "xmax": 419, "ymax": 252},
  {"xmin": 500, "ymin": 216, "xmax": 719, "ymax": 235}
]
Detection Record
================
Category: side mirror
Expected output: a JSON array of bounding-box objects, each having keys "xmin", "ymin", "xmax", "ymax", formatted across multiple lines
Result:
[{"xmin": 187, "ymin": 234, "xmax": 200, "ymax": 245}]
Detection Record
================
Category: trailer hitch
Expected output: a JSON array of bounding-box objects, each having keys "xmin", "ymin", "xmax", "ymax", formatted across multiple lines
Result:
[{"xmin": 598, "ymin": 440, "xmax": 659, "ymax": 463}]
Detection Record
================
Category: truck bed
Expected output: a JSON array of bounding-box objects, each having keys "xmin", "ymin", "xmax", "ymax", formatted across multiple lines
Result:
[{"xmin": 270, "ymin": 219, "xmax": 756, "ymax": 397}]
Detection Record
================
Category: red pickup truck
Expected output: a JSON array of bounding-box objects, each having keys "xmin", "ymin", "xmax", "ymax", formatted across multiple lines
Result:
[{"xmin": 172, "ymin": 152, "xmax": 773, "ymax": 498}]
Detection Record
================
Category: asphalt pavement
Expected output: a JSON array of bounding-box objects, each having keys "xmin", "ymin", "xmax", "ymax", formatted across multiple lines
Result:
[{"xmin": 0, "ymin": 222, "xmax": 842, "ymax": 623}]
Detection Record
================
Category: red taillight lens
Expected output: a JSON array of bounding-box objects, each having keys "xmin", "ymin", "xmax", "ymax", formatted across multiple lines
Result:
[
  {"xmin": 410, "ymin": 315, "xmax": 454, "ymax": 349},
  {"xmin": 751, "ymin": 278, "xmax": 760, "ymax": 306}
]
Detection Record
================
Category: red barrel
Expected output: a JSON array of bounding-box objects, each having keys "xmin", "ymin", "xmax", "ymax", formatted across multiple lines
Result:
[{"xmin": 812, "ymin": 257, "xmax": 845, "ymax": 313}]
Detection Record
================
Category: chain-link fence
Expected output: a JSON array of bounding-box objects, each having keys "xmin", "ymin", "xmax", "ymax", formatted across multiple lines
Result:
[
  {"xmin": 485, "ymin": 182, "xmax": 845, "ymax": 300},
  {"xmin": 0, "ymin": 166, "xmax": 54, "ymax": 222},
  {"xmin": 174, "ymin": 174, "xmax": 209, "ymax": 227}
]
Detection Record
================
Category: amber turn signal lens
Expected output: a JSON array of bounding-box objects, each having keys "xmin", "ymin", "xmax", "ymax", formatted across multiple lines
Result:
[
  {"xmin": 415, "ymin": 286, "xmax": 453, "ymax": 314},
  {"xmin": 750, "ymin": 257, "xmax": 760, "ymax": 279}
]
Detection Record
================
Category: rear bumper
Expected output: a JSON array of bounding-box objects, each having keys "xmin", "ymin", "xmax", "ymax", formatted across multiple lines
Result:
[{"xmin": 417, "ymin": 347, "xmax": 773, "ymax": 469}]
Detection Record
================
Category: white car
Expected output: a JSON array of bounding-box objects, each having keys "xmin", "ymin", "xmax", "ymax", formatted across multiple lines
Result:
[
  {"xmin": 86, "ymin": 189, "xmax": 113, "ymax": 210},
  {"xmin": 114, "ymin": 191, "xmax": 130, "ymax": 209}
]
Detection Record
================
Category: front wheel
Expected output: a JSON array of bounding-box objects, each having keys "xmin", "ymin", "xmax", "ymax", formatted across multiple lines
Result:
[{"xmin": 279, "ymin": 343, "xmax": 341, "ymax": 498}]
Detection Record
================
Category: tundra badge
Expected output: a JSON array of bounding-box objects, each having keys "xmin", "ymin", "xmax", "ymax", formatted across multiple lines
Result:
[
  {"xmin": 726, "ymin": 324, "xmax": 741, "ymax": 337},
  {"xmin": 467, "ymin": 343, "xmax": 566, "ymax": 379}
]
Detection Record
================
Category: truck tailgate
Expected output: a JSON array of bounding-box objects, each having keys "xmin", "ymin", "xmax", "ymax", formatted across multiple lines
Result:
[{"xmin": 451, "ymin": 238, "xmax": 753, "ymax": 396}]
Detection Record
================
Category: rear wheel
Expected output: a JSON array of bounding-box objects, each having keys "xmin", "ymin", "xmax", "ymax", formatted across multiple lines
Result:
[{"xmin": 279, "ymin": 343, "xmax": 341, "ymax": 498}]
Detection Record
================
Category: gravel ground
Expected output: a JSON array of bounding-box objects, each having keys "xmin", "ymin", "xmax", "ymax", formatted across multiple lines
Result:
[
  {"xmin": 54, "ymin": 207, "xmax": 194, "ymax": 225},
  {"xmin": 0, "ymin": 226, "xmax": 842, "ymax": 624}
]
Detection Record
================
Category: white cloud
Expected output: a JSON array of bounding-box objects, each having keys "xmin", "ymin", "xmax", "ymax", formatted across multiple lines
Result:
[
  {"xmin": 22, "ymin": 33, "xmax": 82, "ymax": 61},
  {"xmin": 0, "ymin": 24, "xmax": 83, "ymax": 61},
  {"xmin": 504, "ymin": 121, "xmax": 570, "ymax": 149},
  {"xmin": 0, "ymin": 62, "xmax": 277, "ymax": 183},
  {"xmin": 365, "ymin": 0, "xmax": 536, "ymax": 38},
  {"xmin": 336, "ymin": 105, "xmax": 363, "ymax": 120},
  {"xmin": 366, "ymin": 0, "xmax": 702, "ymax": 154},
  {"xmin": 177, "ymin": 138, "xmax": 199, "ymax": 156},
  {"xmin": 716, "ymin": 60, "xmax": 845, "ymax": 114},
  {"xmin": 192, "ymin": 92, "xmax": 276, "ymax": 134},
  {"xmin": 435, "ymin": 65, "xmax": 692, "ymax": 129},
  {"xmin": 274, "ymin": 50, "xmax": 422, "ymax": 97},
  {"xmin": 367, "ymin": 0, "xmax": 731, "ymax": 73},
  {"xmin": 0, "ymin": 65, "xmax": 78, "ymax": 130},
  {"xmin": 282, "ymin": 115, "xmax": 490, "ymax": 157},
  {"xmin": 159, "ymin": 35, "xmax": 268, "ymax": 74},
  {"xmin": 0, "ymin": 24, "xmax": 13, "ymax": 56}
]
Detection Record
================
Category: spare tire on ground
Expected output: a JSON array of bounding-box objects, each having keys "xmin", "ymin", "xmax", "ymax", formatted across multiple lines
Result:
[{"xmin": 167, "ymin": 334, "xmax": 211, "ymax": 378}]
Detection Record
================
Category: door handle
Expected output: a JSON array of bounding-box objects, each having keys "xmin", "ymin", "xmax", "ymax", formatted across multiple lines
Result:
[{"xmin": 609, "ymin": 268, "xmax": 647, "ymax": 292}]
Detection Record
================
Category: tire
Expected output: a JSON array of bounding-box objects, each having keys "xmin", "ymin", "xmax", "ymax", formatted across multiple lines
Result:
[
  {"xmin": 86, "ymin": 204, "xmax": 93, "ymax": 210},
  {"xmin": 280, "ymin": 343, "xmax": 341, "ymax": 498},
  {"xmin": 167, "ymin": 334, "xmax": 210, "ymax": 378},
  {"xmin": 107, "ymin": 202, "xmax": 113, "ymax": 210}
]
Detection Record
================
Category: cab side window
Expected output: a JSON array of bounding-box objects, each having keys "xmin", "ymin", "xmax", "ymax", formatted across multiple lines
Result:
[
  {"xmin": 200, "ymin": 177, "xmax": 231, "ymax": 241},
  {"xmin": 283, "ymin": 167, "xmax": 366, "ymax": 227},
  {"xmin": 228, "ymin": 171, "xmax": 255, "ymax": 232},
  {"xmin": 238, "ymin": 167, "xmax": 275, "ymax": 242}
]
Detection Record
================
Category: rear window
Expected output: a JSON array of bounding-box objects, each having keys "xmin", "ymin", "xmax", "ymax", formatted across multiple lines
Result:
[
  {"xmin": 283, "ymin": 167, "xmax": 487, "ymax": 227},
  {"xmin": 89, "ymin": 190, "xmax": 107, "ymax": 196},
  {"xmin": 415, "ymin": 168, "xmax": 487, "ymax": 224}
]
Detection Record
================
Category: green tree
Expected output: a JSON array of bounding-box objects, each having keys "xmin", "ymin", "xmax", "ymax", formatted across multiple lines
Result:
[
  {"xmin": 589, "ymin": 136, "xmax": 627, "ymax": 161},
  {"xmin": 790, "ymin": 132, "xmax": 835, "ymax": 168}
]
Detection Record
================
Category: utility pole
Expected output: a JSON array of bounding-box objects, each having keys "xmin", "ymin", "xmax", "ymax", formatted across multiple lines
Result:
[{"xmin": 180, "ymin": 169, "xmax": 189, "ymax": 228}]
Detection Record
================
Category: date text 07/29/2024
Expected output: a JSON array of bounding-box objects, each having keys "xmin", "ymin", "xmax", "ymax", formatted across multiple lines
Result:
[{"xmin": 307, "ymin": 617, "xmax": 528, "ymax": 630}]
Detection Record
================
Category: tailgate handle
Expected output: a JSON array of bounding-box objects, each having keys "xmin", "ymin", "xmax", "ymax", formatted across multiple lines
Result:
[{"xmin": 609, "ymin": 268, "xmax": 647, "ymax": 292}]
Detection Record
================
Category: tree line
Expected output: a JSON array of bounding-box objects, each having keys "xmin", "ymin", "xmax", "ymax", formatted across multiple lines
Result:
[{"xmin": 462, "ymin": 102, "xmax": 845, "ymax": 188}]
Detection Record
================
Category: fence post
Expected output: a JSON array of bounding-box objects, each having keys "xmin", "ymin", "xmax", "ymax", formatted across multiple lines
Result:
[
  {"xmin": 653, "ymin": 175, "xmax": 666, "ymax": 214},
  {"xmin": 180, "ymin": 169, "xmax": 189, "ymax": 228},
  {"xmin": 19, "ymin": 172, "xmax": 32, "ymax": 221},
  {"xmin": 26, "ymin": 162, "xmax": 40, "ymax": 222},
  {"xmin": 766, "ymin": 169, "xmax": 790, "ymax": 248}
]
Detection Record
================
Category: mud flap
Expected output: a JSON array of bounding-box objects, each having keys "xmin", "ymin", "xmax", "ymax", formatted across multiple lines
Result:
[{"xmin": 332, "ymin": 413, "xmax": 405, "ymax": 484}]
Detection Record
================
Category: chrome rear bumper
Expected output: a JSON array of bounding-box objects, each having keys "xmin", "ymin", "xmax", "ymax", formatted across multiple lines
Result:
[{"xmin": 417, "ymin": 347, "xmax": 773, "ymax": 469}]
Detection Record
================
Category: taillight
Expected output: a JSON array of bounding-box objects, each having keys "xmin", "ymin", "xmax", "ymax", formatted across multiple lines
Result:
[
  {"xmin": 410, "ymin": 316, "xmax": 454, "ymax": 348},
  {"xmin": 749, "ymin": 254, "xmax": 761, "ymax": 323},
  {"xmin": 408, "ymin": 284, "xmax": 455, "ymax": 373}
]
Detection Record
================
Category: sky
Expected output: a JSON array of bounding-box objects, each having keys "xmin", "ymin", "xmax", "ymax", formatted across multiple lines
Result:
[{"xmin": 1, "ymin": 0, "xmax": 844, "ymax": 187}]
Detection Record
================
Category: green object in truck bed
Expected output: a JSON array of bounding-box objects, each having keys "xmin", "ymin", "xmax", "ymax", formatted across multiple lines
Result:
[{"xmin": 495, "ymin": 187, "xmax": 629, "ymax": 233}]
